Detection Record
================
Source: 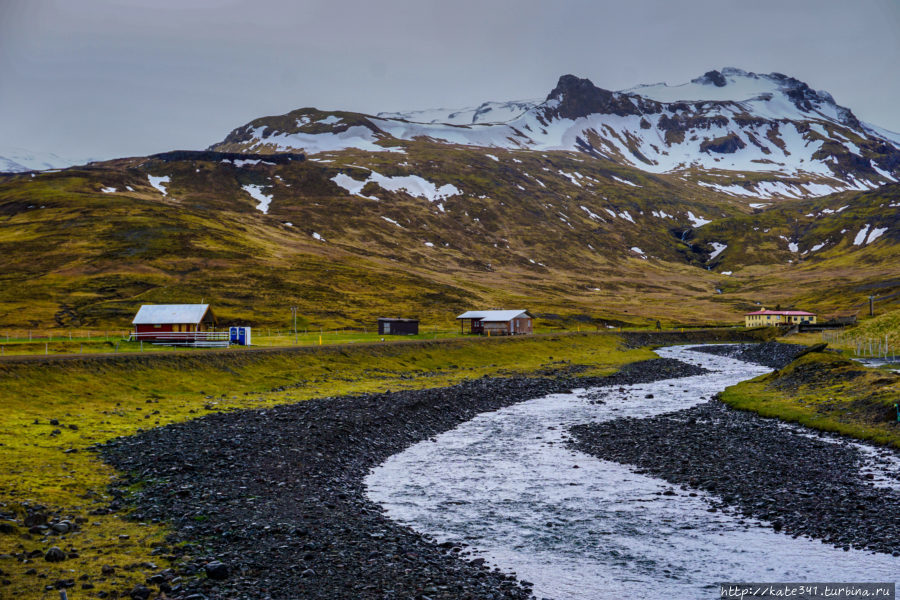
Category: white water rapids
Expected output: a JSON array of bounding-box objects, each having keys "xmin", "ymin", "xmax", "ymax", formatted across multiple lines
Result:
[{"xmin": 365, "ymin": 346, "xmax": 900, "ymax": 599}]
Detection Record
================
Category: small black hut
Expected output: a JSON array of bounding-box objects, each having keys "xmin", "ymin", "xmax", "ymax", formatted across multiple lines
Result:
[{"xmin": 377, "ymin": 317, "xmax": 419, "ymax": 335}]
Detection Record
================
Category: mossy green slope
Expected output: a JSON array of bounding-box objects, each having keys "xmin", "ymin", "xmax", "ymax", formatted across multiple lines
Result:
[{"xmin": 721, "ymin": 351, "xmax": 900, "ymax": 447}]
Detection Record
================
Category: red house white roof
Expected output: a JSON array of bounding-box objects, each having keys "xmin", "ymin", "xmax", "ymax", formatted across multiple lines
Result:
[
  {"xmin": 744, "ymin": 309, "xmax": 815, "ymax": 316},
  {"xmin": 132, "ymin": 304, "xmax": 213, "ymax": 325}
]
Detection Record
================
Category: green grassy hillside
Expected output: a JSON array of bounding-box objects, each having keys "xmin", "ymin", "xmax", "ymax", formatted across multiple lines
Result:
[{"xmin": 0, "ymin": 147, "xmax": 897, "ymax": 331}]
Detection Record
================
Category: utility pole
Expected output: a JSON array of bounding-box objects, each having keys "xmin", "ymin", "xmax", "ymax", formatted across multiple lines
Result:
[
  {"xmin": 291, "ymin": 306, "xmax": 299, "ymax": 344},
  {"xmin": 869, "ymin": 295, "xmax": 875, "ymax": 317}
]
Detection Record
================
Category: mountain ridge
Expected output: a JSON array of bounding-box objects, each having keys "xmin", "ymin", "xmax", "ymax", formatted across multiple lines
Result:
[{"xmin": 210, "ymin": 68, "xmax": 900, "ymax": 199}]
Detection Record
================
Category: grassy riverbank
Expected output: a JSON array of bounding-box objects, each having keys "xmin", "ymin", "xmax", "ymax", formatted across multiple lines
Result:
[
  {"xmin": 0, "ymin": 332, "xmax": 654, "ymax": 598},
  {"xmin": 720, "ymin": 350, "xmax": 900, "ymax": 447}
]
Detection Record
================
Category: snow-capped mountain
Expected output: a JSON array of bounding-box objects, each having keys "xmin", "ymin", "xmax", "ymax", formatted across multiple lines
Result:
[
  {"xmin": 377, "ymin": 99, "xmax": 539, "ymax": 126},
  {"xmin": 211, "ymin": 68, "xmax": 900, "ymax": 199},
  {"xmin": 0, "ymin": 147, "xmax": 91, "ymax": 172}
]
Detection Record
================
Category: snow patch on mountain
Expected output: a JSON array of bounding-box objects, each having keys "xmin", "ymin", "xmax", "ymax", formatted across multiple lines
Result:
[
  {"xmin": 242, "ymin": 184, "xmax": 273, "ymax": 213},
  {"xmin": 866, "ymin": 227, "xmax": 888, "ymax": 244},
  {"xmin": 709, "ymin": 242, "xmax": 727, "ymax": 260},
  {"xmin": 0, "ymin": 147, "xmax": 93, "ymax": 172},
  {"xmin": 377, "ymin": 99, "xmax": 539, "ymax": 125},
  {"xmin": 580, "ymin": 206, "xmax": 605, "ymax": 221},
  {"xmin": 148, "ymin": 175, "xmax": 170, "ymax": 196},
  {"xmin": 245, "ymin": 124, "xmax": 398, "ymax": 155},
  {"xmin": 686, "ymin": 211, "xmax": 710, "ymax": 228},
  {"xmin": 612, "ymin": 175, "xmax": 640, "ymax": 187},
  {"xmin": 331, "ymin": 171, "xmax": 460, "ymax": 204}
]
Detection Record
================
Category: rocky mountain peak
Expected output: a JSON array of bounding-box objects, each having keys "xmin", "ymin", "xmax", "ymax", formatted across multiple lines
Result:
[
  {"xmin": 692, "ymin": 70, "xmax": 728, "ymax": 87},
  {"xmin": 545, "ymin": 74, "xmax": 643, "ymax": 119}
]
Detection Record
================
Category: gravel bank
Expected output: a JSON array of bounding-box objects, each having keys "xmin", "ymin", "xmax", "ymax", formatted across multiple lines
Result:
[
  {"xmin": 619, "ymin": 328, "xmax": 774, "ymax": 349},
  {"xmin": 100, "ymin": 357, "xmax": 707, "ymax": 600},
  {"xmin": 570, "ymin": 400, "xmax": 900, "ymax": 557}
]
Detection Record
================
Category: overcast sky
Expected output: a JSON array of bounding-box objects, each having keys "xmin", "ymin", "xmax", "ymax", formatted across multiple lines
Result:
[{"xmin": 1, "ymin": 0, "xmax": 898, "ymax": 160}]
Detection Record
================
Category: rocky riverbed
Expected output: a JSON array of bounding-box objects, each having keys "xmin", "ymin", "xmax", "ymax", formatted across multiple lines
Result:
[
  {"xmin": 570, "ymin": 401, "xmax": 900, "ymax": 557},
  {"xmin": 99, "ymin": 357, "xmax": 707, "ymax": 600}
]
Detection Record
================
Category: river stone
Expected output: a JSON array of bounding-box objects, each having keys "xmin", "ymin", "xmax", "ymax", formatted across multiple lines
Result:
[{"xmin": 204, "ymin": 561, "xmax": 228, "ymax": 580}]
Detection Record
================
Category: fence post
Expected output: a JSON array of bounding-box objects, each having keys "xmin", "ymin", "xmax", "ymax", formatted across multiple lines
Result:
[{"xmin": 45, "ymin": 342, "xmax": 48, "ymax": 355}]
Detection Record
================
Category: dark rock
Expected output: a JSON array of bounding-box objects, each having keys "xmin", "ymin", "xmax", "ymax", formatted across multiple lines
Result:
[
  {"xmin": 51, "ymin": 521, "xmax": 71, "ymax": 534},
  {"xmin": 23, "ymin": 513, "xmax": 47, "ymax": 527},
  {"xmin": 203, "ymin": 561, "xmax": 228, "ymax": 580},
  {"xmin": 700, "ymin": 133, "xmax": 747, "ymax": 154},
  {"xmin": 129, "ymin": 584, "xmax": 151, "ymax": 600},
  {"xmin": 696, "ymin": 70, "xmax": 727, "ymax": 87},
  {"xmin": 545, "ymin": 74, "xmax": 647, "ymax": 119},
  {"xmin": 44, "ymin": 547, "xmax": 66, "ymax": 562}
]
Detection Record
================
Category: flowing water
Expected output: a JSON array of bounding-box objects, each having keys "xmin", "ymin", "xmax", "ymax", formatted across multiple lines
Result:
[{"xmin": 365, "ymin": 346, "xmax": 900, "ymax": 599}]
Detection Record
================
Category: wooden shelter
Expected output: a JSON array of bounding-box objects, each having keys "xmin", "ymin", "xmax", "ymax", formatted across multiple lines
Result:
[
  {"xmin": 377, "ymin": 317, "xmax": 419, "ymax": 335},
  {"xmin": 456, "ymin": 309, "xmax": 533, "ymax": 335}
]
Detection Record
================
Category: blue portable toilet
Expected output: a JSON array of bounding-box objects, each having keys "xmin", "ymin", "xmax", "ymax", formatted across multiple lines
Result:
[{"xmin": 229, "ymin": 326, "xmax": 251, "ymax": 346}]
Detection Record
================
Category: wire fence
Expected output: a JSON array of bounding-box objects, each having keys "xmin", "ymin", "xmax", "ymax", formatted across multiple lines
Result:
[
  {"xmin": 0, "ymin": 329, "xmax": 132, "ymax": 343},
  {"xmin": 822, "ymin": 329, "xmax": 898, "ymax": 361}
]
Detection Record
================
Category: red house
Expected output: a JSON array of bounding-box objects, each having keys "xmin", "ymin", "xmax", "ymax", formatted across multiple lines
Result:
[{"xmin": 131, "ymin": 304, "xmax": 226, "ymax": 346}]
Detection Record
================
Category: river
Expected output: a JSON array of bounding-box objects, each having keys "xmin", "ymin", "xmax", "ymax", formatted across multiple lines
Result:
[{"xmin": 365, "ymin": 345, "xmax": 900, "ymax": 599}]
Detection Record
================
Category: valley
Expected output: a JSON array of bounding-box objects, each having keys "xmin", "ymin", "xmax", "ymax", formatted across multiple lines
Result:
[{"xmin": 2, "ymin": 65, "xmax": 899, "ymax": 600}]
